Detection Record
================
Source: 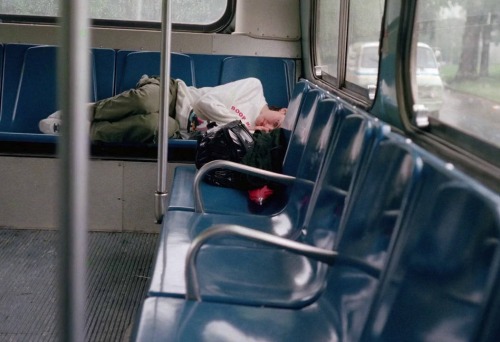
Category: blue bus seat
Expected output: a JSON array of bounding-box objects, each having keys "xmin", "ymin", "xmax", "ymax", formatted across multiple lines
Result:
[
  {"xmin": 0, "ymin": 44, "xmax": 32, "ymax": 132},
  {"xmin": 478, "ymin": 270, "xmax": 500, "ymax": 342},
  {"xmin": 166, "ymin": 80, "xmax": 314, "ymax": 214},
  {"xmin": 219, "ymin": 56, "xmax": 294, "ymax": 109},
  {"xmin": 9, "ymin": 46, "xmax": 59, "ymax": 133},
  {"xmin": 0, "ymin": 132, "xmax": 58, "ymax": 143},
  {"xmin": 361, "ymin": 166, "xmax": 500, "ymax": 341},
  {"xmin": 2, "ymin": 45, "xmax": 101, "ymax": 135},
  {"xmin": 279, "ymin": 79, "xmax": 312, "ymax": 143},
  {"xmin": 92, "ymin": 48, "xmax": 116, "ymax": 100},
  {"xmin": 131, "ymin": 131, "xmax": 424, "ymax": 341},
  {"xmin": 0, "ymin": 44, "xmax": 4, "ymax": 128},
  {"xmin": 133, "ymin": 133, "xmax": 500, "ymax": 342},
  {"xmin": 114, "ymin": 51, "xmax": 195, "ymax": 94},
  {"xmin": 147, "ymin": 106, "xmax": 379, "ymax": 305}
]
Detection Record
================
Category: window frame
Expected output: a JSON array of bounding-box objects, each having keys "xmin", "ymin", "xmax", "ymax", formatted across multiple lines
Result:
[
  {"xmin": 310, "ymin": 0, "xmax": 385, "ymax": 107},
  {"xmin": 310, "ymin": 0, "xmax": 500, "ymax": 189},
  {"xmin": 400, "ymin": 1, "xmax": 500, "ymax": 171},
  {"xmin": 0, "ymin": 0, "xmax": 235, "ymax": 33}
]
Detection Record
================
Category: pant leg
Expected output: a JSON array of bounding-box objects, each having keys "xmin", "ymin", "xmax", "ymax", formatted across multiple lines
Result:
[
  {"xmin": 90, "ymin": 112, "xmax": 180, "ymax": 143},
  {"xmin": 168, "ymin": 78, "xmax": 178, "ymax": 118},
  {"xmin": 92, "ymin": 82, "xmax": 160, "ymax": 122},
  {"xmin": 92, "ymin": 77, "xmax": 178, "ymax": 122}
]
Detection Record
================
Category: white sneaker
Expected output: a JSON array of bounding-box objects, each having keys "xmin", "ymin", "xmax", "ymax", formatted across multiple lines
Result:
[
  {"xmin": 48, "ymin": 110, "xmax": 61, "ymax": 119},
  {"xmin": 39, "ymin": 117, "xmax": 62, "ymax": 134}
]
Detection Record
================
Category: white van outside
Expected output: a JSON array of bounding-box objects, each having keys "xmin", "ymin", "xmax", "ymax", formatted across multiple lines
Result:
[{"xmin": 347, "ymin": 41, "xmax": 444, "ymax": 116}]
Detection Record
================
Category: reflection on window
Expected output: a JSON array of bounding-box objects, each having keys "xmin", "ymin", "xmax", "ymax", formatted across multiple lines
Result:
[
  {"xmin": 345, "ymin": 0, "xmax": 386, "ymax": 99},
  {"xmin": 0, "ymin": 0, "xmax": 228, "ymax": 25},
  {"xmin": 315, "ymin": 0, "xmax": 340, "ymax": 78},
  {"xmin": 414, "ymin": 1, "xmax": 500, "ymax": 147}
]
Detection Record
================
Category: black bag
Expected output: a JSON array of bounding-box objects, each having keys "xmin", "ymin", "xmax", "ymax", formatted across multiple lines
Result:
[
  {"xmin": 195, "ymin": 120, "xmax": 255, "ymax": 188},
  {"xmin": 241, "ymin": 128, "xmax": 286, "ymax": 189}
]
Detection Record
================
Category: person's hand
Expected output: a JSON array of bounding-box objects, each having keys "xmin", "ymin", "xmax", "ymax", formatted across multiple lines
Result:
[{"xmin": 254, "ymin": 125, "xmax": 272, "ymax": 132}]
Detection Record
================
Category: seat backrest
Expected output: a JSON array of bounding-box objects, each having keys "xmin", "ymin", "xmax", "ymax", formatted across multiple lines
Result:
[
  {"xmin": 92, "ymin": 48, "xmax": 116, "ymax": 100},
  {"xmin": 115, "ymin": 51, "xmax": 196, "ymax": 94},
  {"xmin": 10, "ymin": 46, "xmax": 58, "ymax": 133},
  {"xmin": 314, "ymin": 132, "xmax": 423, "ymax": 341},
  {"xmin": 300, "ymin": 110, "xmax": 377, "ymax": 244},
  {"xmin": 0, "ymin": 44, "xmax": 31, "ymax": 132},
  {"xmin": 478, "ymin": 271, "xmax": 500, "ymax": 342},
  {"xmin": 9, "ymin": 46, "xmax": 97, "ymax": 133},
  {"xmin": 295, "ymin": 98, "xmax": 341, "ymax": 182},
  {"xmin": 219, "ymin": 56, "xmax": 293, "ymax": 109},
  {"xmin": 0, "ymin": 43, "xmax": 3, "ymax": 128},
  {"xmin": 280, "ymin": 79, "xmax": 310, "ymax": 143},
  {"xmin": 361, "ymin": 162, "xmax": 500, "ymax": 341},
  {"xmin": 281, "ymin": 89, "xmax": 324, "ymax": 177},
  {"xmin": 275, "ymin": 97, "xmax": 341, "ymax": 237}
]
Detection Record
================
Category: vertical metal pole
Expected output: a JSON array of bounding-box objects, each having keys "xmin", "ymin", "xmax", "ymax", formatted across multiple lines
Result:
[
  {"xmin": 58, "ymin": 0, "xmax": 90, "ymax": 340},
  {"xmin": 155, "ymin": 0, "xmax": 172, "ymax": 223}
]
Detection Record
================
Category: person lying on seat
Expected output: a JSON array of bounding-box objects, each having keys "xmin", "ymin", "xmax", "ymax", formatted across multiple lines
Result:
[{"xmin": 39, "ymin": 76, "xmax": 286, "ymax": 143}]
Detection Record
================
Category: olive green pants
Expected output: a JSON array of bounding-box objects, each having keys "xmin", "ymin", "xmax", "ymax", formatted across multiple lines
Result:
[{"xmin": 90, "ymin": 77, "xmax": 179, "ymax": 143}]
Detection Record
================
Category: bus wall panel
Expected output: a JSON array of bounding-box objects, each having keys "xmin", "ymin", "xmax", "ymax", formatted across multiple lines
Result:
[
  {"xmin": 122, "ymin": 161, "xmax": 158, "ymax": 233},
  {"xmin": 0, "ymin": 156, "xmax": 162, "ymax": 232}
]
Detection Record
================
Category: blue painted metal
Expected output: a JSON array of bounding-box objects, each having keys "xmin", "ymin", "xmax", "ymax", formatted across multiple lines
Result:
[
  {"xmin": 114, "ymin": 51, "xmax": 196, "ymax": 94},
  {"xmin": 219, "ymin": 56, "xmax": 295, "ymax": 109},
  {"xmin": 0, "ymin": 45, "xmax": 114, "ymax": 137},
  {"xmin": 361, "ymin": 163, "xmax": 500, "ymax": 341}
]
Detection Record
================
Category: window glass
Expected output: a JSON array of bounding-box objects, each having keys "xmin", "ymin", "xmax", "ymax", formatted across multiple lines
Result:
[
  {"xmin": 345, "ymin": 0, "xmax": 386, "ymax": 99},
  {"xmin": 0, "ymin": 0, "xmax": 228, "ymax": 25},
  {"xmin": 414, "ymin": 1, "xmax": 500, "ymax": 147},
  {"xmin": 315, "ymin": 0, "xmax": 341, "ymax": 78}
]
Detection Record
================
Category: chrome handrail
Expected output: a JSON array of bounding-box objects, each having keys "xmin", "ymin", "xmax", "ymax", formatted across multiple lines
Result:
[
  {"xmin": 58, "ymin": 0, "xmax": 90, "ymax": 340},
  {"xmin": 155, "ymin": 0, "xmax": 173, "ymax": 223},
  {"xmin": 185, "ymin": 224, "xmax": 382, "ymax": 301},
  {"xmin": 184, "ymin": 224, "xmax": 338, "ymax": 301}
]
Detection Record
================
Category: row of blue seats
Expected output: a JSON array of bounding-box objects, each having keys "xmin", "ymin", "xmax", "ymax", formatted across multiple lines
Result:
[
  {"xmin": 132, "ymin": 79, "xmax": 500, "ymax": 341},
  {"xmin": 0, "ymin": 43, "xmax": 296, "ymax": 156}
]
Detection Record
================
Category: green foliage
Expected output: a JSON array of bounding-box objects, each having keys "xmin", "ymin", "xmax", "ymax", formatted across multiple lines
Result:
[
  {"xmin": 441, "ymin": 63, "xmax": 500, "ymax": 102},
  {"xmin": 417, "ymin": 0, "xmax": 500, "ymax": 80}
]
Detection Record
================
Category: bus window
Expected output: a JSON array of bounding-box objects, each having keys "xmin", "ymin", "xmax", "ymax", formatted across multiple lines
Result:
[
  {"xmin": 345, "ymin": 0, "xmax": 386, "ymax": 100},
  {"xmin": 314, "ymin": 0, "xmax": 341, "ymax": 81},
  {"xmin": 413, "ymin": 1, "xmax": 500, "ymax": 149},
  {"xmin": 346, "ymin": 42, "xmax": 381, "ymax": 99},
  {"xmin": 0, "ymin": 0, "xmax": 229, "ymax": 26}
]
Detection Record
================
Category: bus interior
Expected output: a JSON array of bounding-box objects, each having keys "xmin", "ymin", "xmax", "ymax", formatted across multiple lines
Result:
[{"xmin": 0, "ymin": 0, "xmax": 499, "ymax": 341}]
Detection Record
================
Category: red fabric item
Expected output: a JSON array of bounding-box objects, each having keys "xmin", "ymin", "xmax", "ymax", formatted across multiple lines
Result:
[{"xmin": 248, "ymin": 185, "xmax": 274, "ymax": 206}]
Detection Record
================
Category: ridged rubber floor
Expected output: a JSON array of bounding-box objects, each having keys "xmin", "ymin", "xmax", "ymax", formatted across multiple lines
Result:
[{"xmin": 0, "ymin": 229, "xmax": 158, "ymax": 342}]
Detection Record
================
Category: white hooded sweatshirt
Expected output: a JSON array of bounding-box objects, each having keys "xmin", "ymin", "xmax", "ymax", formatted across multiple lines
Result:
[{"xmin": 175, "ymin": 77, "xmax": 267, "ymax": 138}]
